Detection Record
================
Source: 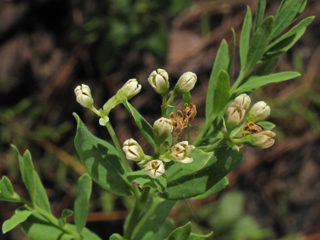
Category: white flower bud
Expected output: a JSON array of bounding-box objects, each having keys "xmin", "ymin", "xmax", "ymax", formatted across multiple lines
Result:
[
  {"xmin": 99, "ymin": 116, "xmax": 109, "ymax": 126},
  {"xmin": 148, "ymin": 69, "xmax": 169, "ymax": 95},
  {"xmin": 241, "ymin": 131, "xmax": 276, "ymax": 149},
  {"xmin": 225, "ymin": 102, "xmax": 246, "ymax": 131},
  {"xmin": 234, "ymin": 94, "xmax": 251, "ymax": 110},
  {"xmin": 117, "ymin": 79, "xmax": 142, "ymax": 100},
  {"xmin": 145, "ymin": 160, "xmax": 165, "ymax": 179},
  {"xmin": 122, "ymin": 138, "xmax": 142, "ymax": 161},
  {"xmin": 170, "ymin": 141, "xmax": 195, "ymax": 163},
  {"xmin": 153, "ymin": 118, "xmax": 173, "ymax": 145},
  {"xmin": 74, "ymin": 84, "xmax": 94, "ymax": 108},
  {"xmin": 247, "ymin": 101, "xmax": 271, "ymax": 123},
  {"xmin": 174, "ymin": 72, "xmax": 197, "ymax": 95}
]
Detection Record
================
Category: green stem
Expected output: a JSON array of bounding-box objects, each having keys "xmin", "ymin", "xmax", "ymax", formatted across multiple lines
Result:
[
  {"xmin": 229, "ymin": 70, "xmax": 247, "ymax": 96},
  {"xmin": 124, "ymin": 188, "xmax": 151, "ymax": 239},
  {"xmin": 193, "ymin": 113, "xmax": 217, "ymax": 146},
  {"xmin": 204, "ymin": 138, "xmax": 227, "ymax": 152},
  {"xmin": 161, "ymin": 94, "xmax": 167, "ymax": 117}
]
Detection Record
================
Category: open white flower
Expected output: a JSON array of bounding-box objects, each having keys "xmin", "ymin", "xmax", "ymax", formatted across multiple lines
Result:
[
  {"xmin": 74, "ymin": 84, "xmax": 94, "ymax": 108},
  {"xmin": 170, "ymin": 141, "xmax": 195, "ymax": 163},
  {"xmin": 145, "ymin": 160, "xmax": 165, "ymax": 179}
]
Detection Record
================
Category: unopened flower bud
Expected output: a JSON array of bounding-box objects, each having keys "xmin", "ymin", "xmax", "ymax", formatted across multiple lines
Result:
[
  {"xmin": 173, "ymin": 72, "xmax": 197, "ymax": 95},
  {"xmin": 117, "ymin": 79, "xmax": 142, "ymax": 100},
  {"xmin": 148, "ymin": 69, "xmax": 169, "ymax": 95},
  {"xmin": 74, "ymin": 84, "xmax": 94, "ymax": 108},
  {"xmin": 145, "ymin": 160, "xmax": 165, "ymax": 179},
  {"xmin": 99, "ymin": 116, "xmax": 109, "ymax": 126},
  {"xmin": 122, "ymin": 138, "xmax": 143, "ymax": 161},
  {"xmin": 170, "ymin": 141, "xmax": 195, "ymax": 163},
  {"xmin": 235, "ymin": 94, "xmax": 251, "ymax": 110},
  {"xmin": 153, "ymin": 118, "xmax": 173, "ymax": 145},
  {"xmin": 247, "ymin": 101, "xmax": 271, "ymax": 123},
  {"xmin": 241, "ymin": 131, "xmax": 276, "ymax": 149},
  {"xmin": 225, "ymin": 102, "xmax": 246, "ymax": 131}
]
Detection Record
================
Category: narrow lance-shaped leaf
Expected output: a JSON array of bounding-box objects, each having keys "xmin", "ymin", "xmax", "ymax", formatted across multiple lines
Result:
[
  {"xmin": 192, "ymin": 177, "xmax": 229, "ymax": 200},
  {"xmin": 244, "ymin": 16, "xmax": 274, "ymax": 72},
  {"xmin": 212, "ymin": 70, "xmax": 230, "ymax": 116},
  {"xmin": 22, "ymin": 150, "xmax": 36, "ymax": 203},
  {"xmin": 254, "ymin": 0, "xmax": 266, "ymax": 32},
  {"xmin": 206, "ymin": 40, "xmax": 229, "ymax": 119},
  {"xmin": 188, "ymin": 232, "xmax": 213, "ymax": 240},
  {"xmin": 240, "ymin": 6, "xmax": 252, "ymax": 70},
  {"xmin": 271, "ymin": 0, "xmax": 305, "ymax": 39},
  {"xmin": 228, "ymin": 28, "xmax": 236, "ymax": 77},
  {"xmin": 2, "ymin": 207, "xmax": 34, "ymax": 234},
  {"xmin": 167, "ymin": 222, "xmax": 191, "ymax": 240},
  {"xmin": 0, "ymin": 176, "xmax": 14, "ymax": 199},
  {"xmin": 58, "ymin": 209, "xmax": 74, "ymax": 227},
  {"xmin": 73, "ymin": 113, "xmax": 133, "ymax": 196},
  {"xmin": 34, "ymin": 171, "xmax": 51, "ymax": 213},
  {"xmin": 236, "ymin": 71, "xmax": 301, "ymax": 94},
  {"xmin": 74, "ymin": 173, "xmax": 92, "ymax": 234},
  {"xmin": 122, "ymin": 100, "xmax": 155, "ymax": 148}
]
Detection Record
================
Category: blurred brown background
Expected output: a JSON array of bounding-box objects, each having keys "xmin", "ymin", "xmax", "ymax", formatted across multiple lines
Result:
[{"xmin": 0, "ymin": 0, "xmax": 319, "ymax": 239}]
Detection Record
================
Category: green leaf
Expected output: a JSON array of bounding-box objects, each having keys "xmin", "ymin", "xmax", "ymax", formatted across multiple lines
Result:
[
  {"xmin": 22, "ymin": 150, "xmax": 36, "ymax": 203},
  {"xmin": 240, "ymin": 6, "xmax": 252, "ymax": 70},
  {"xmin": 110, "ymin": 233, "xmax": 125, "ymax": 240},
  {"xmin": 177, "ymin": 149, "xmax": 213, "ymax": 172},
  {"xmin": 152, "ymin": 219, "xmax": 175, "ymax": 240},
  {"xmin": 0, "ymin": 176, "xmax": 14, "ymax": 198},
  {"xmin": 206, "ymin": 40, "xmax": 229, "ymax": 119},
  {"xmin": 20, "ymin": 211, "xmax": 101, "ymax": 240},
  {"xmin": 236, "ymin": 71, "xmax": 300, "ymax": 94},
  {"xmin": 74, "ymin": 173, "xmax": 92, "ymax": 234},
  {"xmin": 294, "ymin": 0, "xmax": 307, "ymax": 20},
  {"xmin": 11, "ymin": 145, "xmax": 26, "ymax": 183},
  {"xmin": 212, "ymin": 70, "xmax": 230, "ymax": 116},
  {"xmin": 192, "ymin": 177, "xmax": 228, "ymax": 200},
  {"xmin": 188, "ymin": 232, "xmax": 213, "ymax": 240},
  {"xmin": 58, "ymin": 209, "xmax": 74, "ymax": 228},
  {"xmin": 262, "ymin": 27, "xmax": 306, "ymax": 61},
  {"xmin": 228, "ymin": 28, "xmax": 236, "ymax": 76},
  {"xmin": 122, "ymin": 100, "xmax": 155, "ymax": 148},
  {"xmin": 182, "ymin": 92, "xmax": 192, "ymax": 105},
  {"xmin": 2, "ymin": 207, "xmax": 34, "ymax": 234},
  {"xmin": 132, "ymin": 197, "xmax": 176, "ymax": 240},
  {"xmin": 168, "ymin": 222, "xmax": 191, "ymax": 240},
  {"xmin": 126, "ymin": 170, "xmax": 167, "ymax": 192},
  {"xmin": 271, "ymin": 0, "xmax": 305, "ymax": 39},
  {"xmin": 159, "ymin": 147, "xmax": 242, "ymax": 200},
  {"xmin": 254, "ymin": 0, "xmax": 266, "ymax": 32},
  {"xmin": 245, "ymin": 16, "xmax": 274, "ymax": 71},
  {"xmin": 73, "ymin": 113, "xmax": 133, "ymax": 196},
  {"xmin": 248, "ymin": 58, "xmax": 279, "ymax": 78},
  {"xmin": 34, "ymin": 171, "xmax": 51, "ymax": 213}
]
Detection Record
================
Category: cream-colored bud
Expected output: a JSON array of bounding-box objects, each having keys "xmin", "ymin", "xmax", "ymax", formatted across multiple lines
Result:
[
  {"xmin": 74, "ymin": 84, "xmax": 94, "ymax": 108},
  {"xmin": 240, "ymin": 131, "xmax": 276, "ymax": 149},
  {"xmin": 153, "ymin": 118, "xmax": 173, "ymax": 145},
  {"xmin": 225, "ymin": 102, "xmax": 246, "ymax": 131},
  {"xmin": 99, "ymin": 116, "xmax": 109, "ymax": 126},
  {"xmin": 234, "ymin": 94, "xmax": 251, "ymax": 110},
  {"xmin": 247, "ymin": 101, "xmax": 271, "ymax": 123},
  {"xmin": 122, "ymin": 138, "xmax": 141, "ymax": 161},
  {"xmin": 145, "ymin": 160, "xmax": 165, "ymax": 179},
  {"xmin": 148, "ymin": 69, "xmax": 169, "ymax": 95},
  {"xmin": 174, "ymin": 72, "xmax": 197, "ymax": 95},
  {"xmin": 170, "ymin": 141, "xmax": 195, "ymax": 163},
  {"xmin": 118, "ymin": 79, "xmax": 142, "ymax": 100}
]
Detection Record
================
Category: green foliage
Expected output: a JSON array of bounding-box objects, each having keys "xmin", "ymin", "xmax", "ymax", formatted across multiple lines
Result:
[
  {"xmin": 74, "ymin": 174, "xmax": 92, "ymax": 234},
  {"xmin": 126, "ymin": 170, "xmax": 167, "ymax": 192},
  {"xmin": 2, "ymin": 207, "xmax": 34, "ymax": 234},
  {"xmin": 167, "ymin": 222, "xmax": 191, "ymax": 240},
  {"xmin": 73, "ymin": 113, "xmax": 133, "ymax": 196},
  {"xmin": 240, "ymin": 6, "xmax": 252, "ymax": 70},
  {"xmin": 176, "ymin": 149, "xmax": 213, "ymax": 172},
  {"xmin": 58, "ymin": 209, "xmax": 74, "ymax": 228}
]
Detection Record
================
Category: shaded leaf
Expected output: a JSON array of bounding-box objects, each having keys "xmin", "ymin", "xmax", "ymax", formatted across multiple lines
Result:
[
  {"xmin": 177, "ymin": 149, "xmax": 213, "ymax": 172},
  {"xmin": 168, "ymin": 222, "xmax": 191, "ymax": 240},
  {"xmin": 34, "ymin": 171, "xmax": 51, "ymax": 213},
  {"xmin": 152, "ymin": 219, "xmax": 175, "ymax": 240},
  {"xmin": 254, "ymin": 0, "xmax": 266, "ymax": 32},
  {"xmin": 110, "ymin": 233, "xmax": 125, "ymax": 240},
  {"xmin": 188, "ymin": 232, "xmax": 213, "ymax": 240},
  {"xmin": 240, "ymin": 6, "xmax": 252, "ymax": 69},
  {"xmin": 126, "ymin": 170, "xmax": 167, "ymax": 192},
  {"xmin": 212, "ymin": 70, "xmax": 230, "ymax": 116},
  {"xmin": 74, "ymin": 113, "xmax": 133, "ymax": 196},
  {"xmin": 192, "ymin": 177, "xmax": 228, "ymax": 200}
]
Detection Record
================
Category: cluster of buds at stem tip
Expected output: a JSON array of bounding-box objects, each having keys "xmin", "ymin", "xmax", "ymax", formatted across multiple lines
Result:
[
  {"xmin": 153, "ymin": 117, "xmax": 173, "ymax": 146},
  {"xmin": 116, "ymin": 79, "xmax": 142, "ymax": 100},
  {"xmin": 145, "ymin": 160, "xmax": 165, "ymax": 179},
  {"xmin": 173, "ymin": 72, "xmax": 197, "ymax": 95},
  {"xmin": 247, "ymin": 101, "xmax": 271, "ymax": 123},
  {"xmin": 148, "ymin": 69, "xmax": 169, "ymax": 95},
  {"xmin": 74, "ymin": 84, "xmax": 94, "ymax": 109},
  {"xmin": 161, "ymin": 141, "xmax": 195, "ymax": 163},
  {"xmin": 237, "ymin": 131, "xmax": 276, "ymax": 149},
  {"xmin": 122, "ymin": 138, "xmax": 146, "ymax": 161},
  {"xmin": 225, "ymin": 102, "xmax": 246, "ymax": 131}
]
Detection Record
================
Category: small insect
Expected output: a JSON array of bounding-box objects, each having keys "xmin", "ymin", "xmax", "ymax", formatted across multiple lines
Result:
[{"xmin": 241, "ymin": 122, "xmax": 266, "ymax": 136}]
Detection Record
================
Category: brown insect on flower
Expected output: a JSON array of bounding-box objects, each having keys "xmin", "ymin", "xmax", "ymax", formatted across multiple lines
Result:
[{"xmin": 241, "ymin": 122, "xmax": 266, "ymax": 136}]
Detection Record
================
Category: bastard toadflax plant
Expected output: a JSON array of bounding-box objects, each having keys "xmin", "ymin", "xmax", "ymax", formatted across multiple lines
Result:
[{"xmin": 0, "ymin": 0, "xmax": 314, "ymax": 239}]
